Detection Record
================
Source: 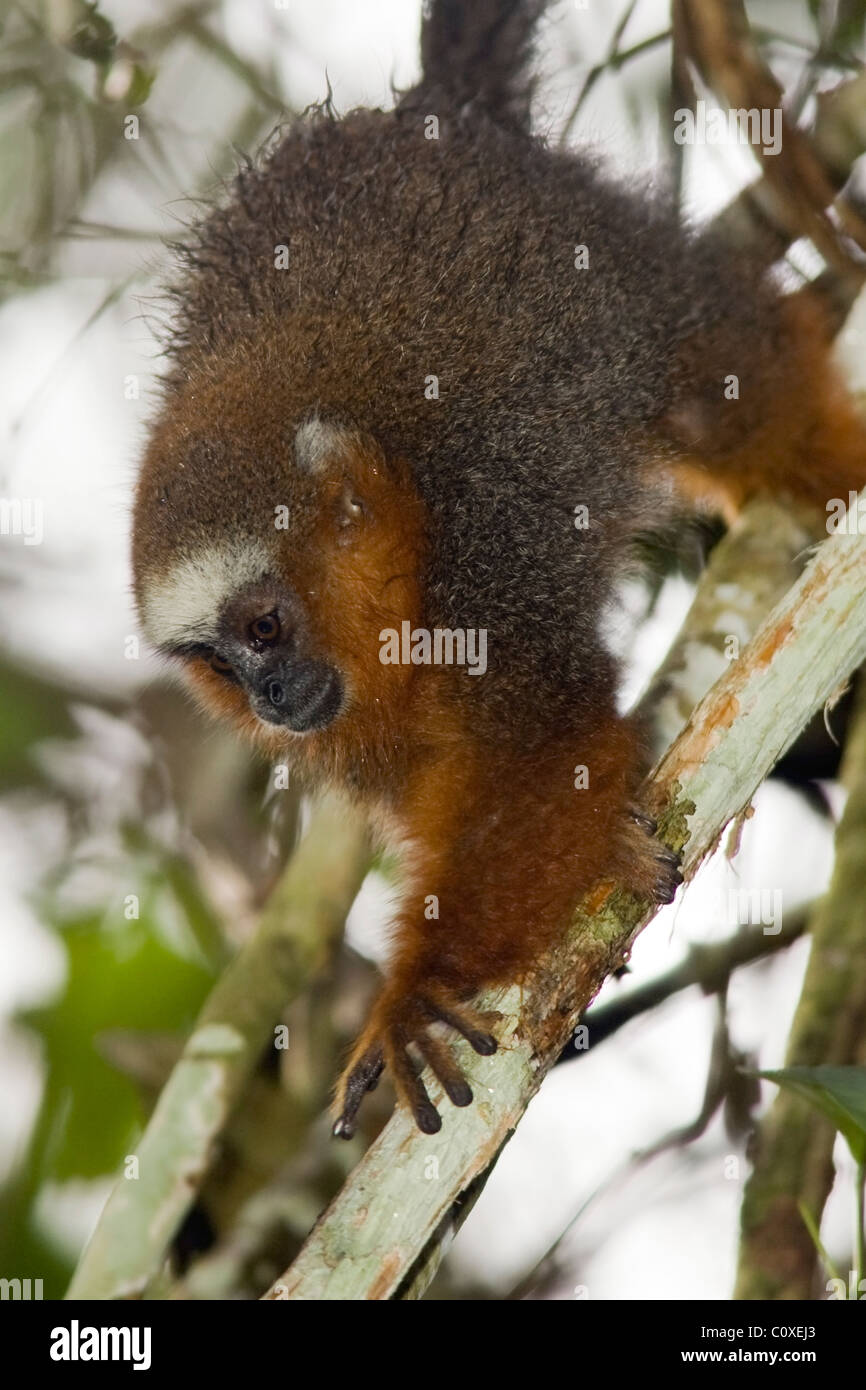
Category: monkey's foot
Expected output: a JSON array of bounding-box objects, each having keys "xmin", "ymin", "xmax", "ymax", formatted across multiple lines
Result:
[
  {"xmin": 650, "ymin": 844, "xmax": 683, "ymax": 904},
  {"xmin": 332, "ymin": 988, "xmax": 499, "ymax": 1140},
  {"xmin": 626, "ymin": 804, "xmax": 683, "ymax": 906}
]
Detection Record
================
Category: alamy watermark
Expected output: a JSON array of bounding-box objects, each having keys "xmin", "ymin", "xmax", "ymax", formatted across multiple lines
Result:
[
  {"xmin": 827, "ymin": 492, "xmax": 866, "ymax": 533},
  {"xmin": 379, "ymin": 622, "xmax": 487, "ymax": 675},
  {"xmin": 0, "ymin": 1276, "xmax": 43, "ymax": 1299},
  {"xmin": 673, "ymin": 99, "xmax": 782, "ymax": 157},
  {"xmin": 728, "ymin": 887, "xmax": 783, "ymax": 935},
  {"xmin": 50, "ymin": 1320, "xmax": 151, "ymax": 1370},
  {"xmin": 0, "ymin": 497, "xmax": 43, "ymax": 545}
]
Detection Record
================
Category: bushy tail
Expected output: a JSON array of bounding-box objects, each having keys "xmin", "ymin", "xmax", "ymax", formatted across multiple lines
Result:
[{"xmin": 405, "ymin": 0, "xmax": 547, "ymax": 130}]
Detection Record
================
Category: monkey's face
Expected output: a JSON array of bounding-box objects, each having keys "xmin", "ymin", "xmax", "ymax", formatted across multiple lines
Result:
[
  {"xmin": 157, "ymin": 569, "xmax": 347, "ymax": 736},
  {"xmin": 132, "ymin": 374, "xmax": 428, "ymax": 764}
]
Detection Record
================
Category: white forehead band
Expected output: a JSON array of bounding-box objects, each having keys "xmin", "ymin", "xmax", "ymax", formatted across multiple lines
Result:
[{"xmin": 141, "ymin": 539, "xmax": 274, "ymax": 648}]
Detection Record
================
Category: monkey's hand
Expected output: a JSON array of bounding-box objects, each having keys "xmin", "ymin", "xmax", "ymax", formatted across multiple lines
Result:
[{"xmin": 332, "ymin": 984, "xmax": 500, "ymax": 1139}]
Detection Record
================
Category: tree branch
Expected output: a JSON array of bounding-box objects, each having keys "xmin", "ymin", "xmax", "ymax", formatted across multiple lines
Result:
[
  {"xmin": 556, "ymin": 904, "xmax": 808, "ymax": 1062},
  {"xmin": 641, "ymin": 497, "xmax": 820, "ymax": 754},
  {"xmin": 674, "ymin": 0, "xmax": 866, "ymax": 283},
  {"xmin": 735, "ymin": 679, "xmax": 866, "ymax": 1299}
]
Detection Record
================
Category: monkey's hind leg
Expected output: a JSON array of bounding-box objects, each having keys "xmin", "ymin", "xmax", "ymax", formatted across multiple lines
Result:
[{"xmin": 665, "ymin": 289, "xmax": 866, "ymax": 515}]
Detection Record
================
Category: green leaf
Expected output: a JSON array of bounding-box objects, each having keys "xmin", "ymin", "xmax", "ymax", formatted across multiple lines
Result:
[
  {"xmin": 797, "ymin": 1199, "xmax": 842, "ymax": 1283},
  {"xmin": 19, "ymin": 907, "xmax": 215, "ymax": 1181},
  {"xmin": 125, "ymin": 64, "xmax": 156, "ymax": 109},
  {"xmin": 758, "ymin": 1066, "xmax": 866, "ymax": 1165}
]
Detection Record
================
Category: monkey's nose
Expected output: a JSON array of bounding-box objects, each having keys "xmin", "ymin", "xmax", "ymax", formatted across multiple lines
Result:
[
  {"xmin": 265, "ymin": 678, "xmax": 286, "ymax": 708},
  {"xmin": 250, "ymin": 659, "xmax": 344, "ymax": 731}
]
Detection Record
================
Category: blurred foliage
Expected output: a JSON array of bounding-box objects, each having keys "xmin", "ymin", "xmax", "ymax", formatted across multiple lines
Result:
[
  {"xmin": 0, "ymin": 0, "xmax": 281, "ymax": 294},
  {"xmin": 806, "ymin": 0, "xmax": 866, "ymax": 55},
  {"xmin": 0, "ymin": 828, "xmax": 220, "ymax": 1295},
  {"xmin": 0, "ymin": 661, "xmax": 77, "ymax": 785},
  {"xmin": 12, "ymin": 903, "xmax": 214, "ymax": 1271},
  {"xmin": 0, "ymin": 657, "xmax": 300, "ymax": 1294},
  {"xmin": 0, "ymin": 0, "xmax": 154, "ymax": 287}
]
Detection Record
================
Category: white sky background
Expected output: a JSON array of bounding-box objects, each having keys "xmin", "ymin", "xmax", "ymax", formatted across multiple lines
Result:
[{"xmin": 1, "ymin": 0, "xmax": 864, "ymax": 1298}]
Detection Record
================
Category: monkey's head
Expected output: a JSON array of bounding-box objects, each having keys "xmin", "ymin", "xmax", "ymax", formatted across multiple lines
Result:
[{"xmin": 132, "ymin": 355, "xmax": 428, "ymax": 777}]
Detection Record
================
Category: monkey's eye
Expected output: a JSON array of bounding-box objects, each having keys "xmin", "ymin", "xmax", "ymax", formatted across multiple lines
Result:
[
  {"xmin": 209, "ymin": 651, "xmax": 235, "ymax": 677},
  {"xmin": 249, "ymin": 613, "xmax": 280, "ymax": 645}
]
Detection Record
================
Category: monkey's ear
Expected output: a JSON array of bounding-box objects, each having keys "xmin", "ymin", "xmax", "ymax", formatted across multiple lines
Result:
[
  {"xmin": 293, "ymin": 414, "xmax": 356, "ymax": 475},
  {"xmin": 339, "ymin": 481, "xmax": 366, "ymax": 527}
]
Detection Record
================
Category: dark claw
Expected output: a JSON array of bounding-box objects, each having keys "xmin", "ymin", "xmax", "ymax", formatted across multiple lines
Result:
[
  {"xmin": 629, "ymin": 805, "xmax": 657, "ymax": 834},
  {"xmin": 629, "ymin": 802, "xmax": 684, "ymax": 906},
  {"xmin": 652, "ymin": 848, "xmax": 683, "ymax": 905},
  {"xmin": 415, "ymin": 1101, "xmax": 442, "ymax": 1134},
  {"xmin": 446, "ymin": 1078, "xmax": 473, "ymax": 1107},
  {"xmin": 416, "ymin": 1034, "xmax": 475, "ymax": 1108}
]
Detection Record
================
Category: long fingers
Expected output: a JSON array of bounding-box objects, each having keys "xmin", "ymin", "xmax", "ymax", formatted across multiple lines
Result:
[
  {"xmin": 389, "ymin": 1034, "xmax": 442, "ymax": 1134},
  {"xmin": 416, "ymin": 1032, "xmax": 474, "ymax": 1108},
  {"xmin": 332, "ymin": 1041, "xmax": 384, "ymax": 1140},
  {"xmin": 428, "ymin": 1000, "xmax": 499, "ymax": 1057}
]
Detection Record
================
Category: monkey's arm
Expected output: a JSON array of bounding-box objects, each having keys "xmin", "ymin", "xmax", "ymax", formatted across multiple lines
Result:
[{"xmin": 332, "ymin": 708, "xmax": 680, "ymax": 1137}]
